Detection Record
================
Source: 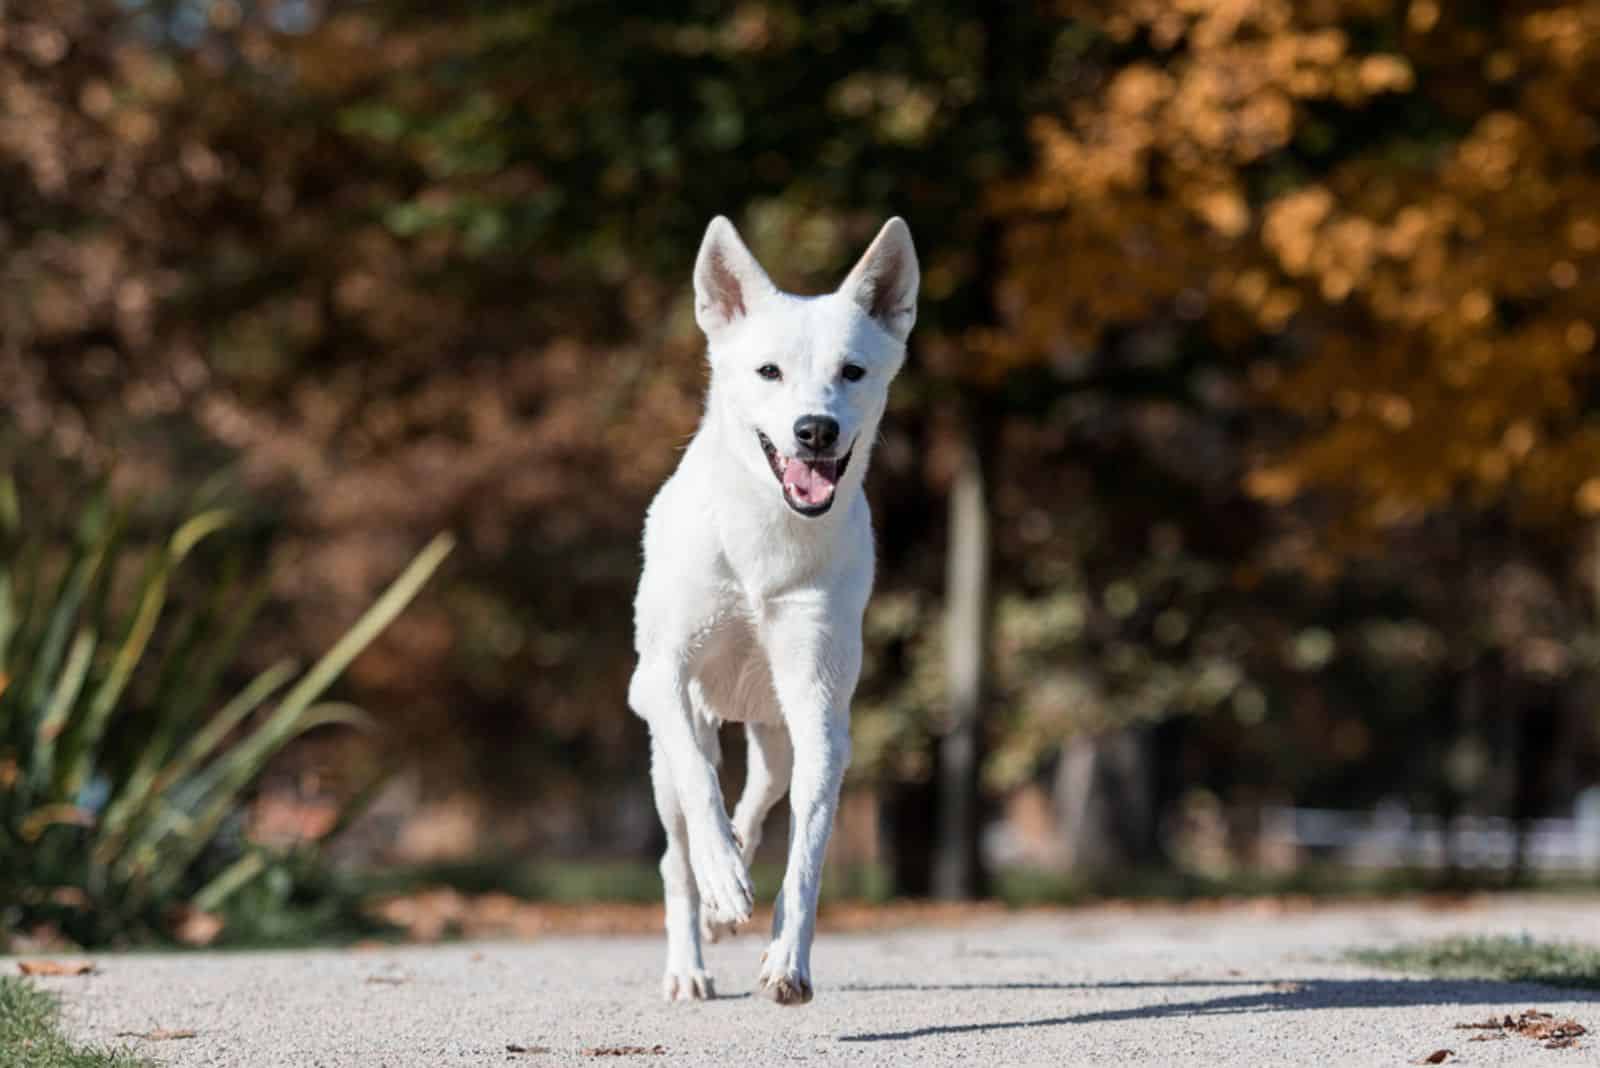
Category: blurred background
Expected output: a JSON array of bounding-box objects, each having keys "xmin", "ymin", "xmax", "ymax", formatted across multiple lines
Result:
[{"xmin": 6, "ymin": 0, "xmax": 1600, "ymax": 948}]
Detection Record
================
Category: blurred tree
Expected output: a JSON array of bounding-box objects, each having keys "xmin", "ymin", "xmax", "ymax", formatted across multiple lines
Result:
[
  {"xmin": 997, "ymin": 0, "xmax": 1600, "ymax": 870},
  {"xmin": 334, "ymin": 0, "xmax": 1068, "ymax": 895}
]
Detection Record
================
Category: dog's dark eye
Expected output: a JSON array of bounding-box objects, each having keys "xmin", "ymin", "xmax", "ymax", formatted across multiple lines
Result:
[
  {"xmin": 757, "ymin": 363, "xmax": 782, "ymax": 381},
  {"xmin": 841, "ymin": 363, "xmax": 866, "ymax": 382}
]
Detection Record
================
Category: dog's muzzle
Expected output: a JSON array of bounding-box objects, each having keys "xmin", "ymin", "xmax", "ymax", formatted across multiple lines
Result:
[{"xmin": 757, "ymin": 431, "xmax": 853, "ymax": 517}]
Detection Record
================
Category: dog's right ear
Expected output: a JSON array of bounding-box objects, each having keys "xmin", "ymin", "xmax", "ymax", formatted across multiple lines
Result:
[{"xmin": 694, "ymin": 216, "xmax": 775, "ymax": 336}]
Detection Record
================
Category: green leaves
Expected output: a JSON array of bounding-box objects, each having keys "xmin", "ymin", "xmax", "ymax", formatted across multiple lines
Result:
[{"xmin": 0, "ymin": 479, "xmax": 452, "ymax": 945}]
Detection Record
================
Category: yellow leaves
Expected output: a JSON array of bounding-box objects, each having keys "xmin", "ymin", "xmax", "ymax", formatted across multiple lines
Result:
[
  {"xmin": 1458, "ymin": 289, "xmax": 1493, "ymax": 325},
  {"xmin": 1577, "ymin": 479, "xmax": 1600, "ymax": 517},
  {"xmin": 1375, "ymin": 395, "xmax": 1413, "ymax": 430},
  {"xmin": 1357, "ymin": 55, "xmax": 1414, "ymax": 94},
  {"xmin": 1194, "ymin": 187, "xmax": 1251, "ymax": 237},
  {"xmin": 1107, "ymin": 64, "xmax": 1176, "ymax": 116},
  {"xmin": 1450, "ymin": 112, "xmax": 1530, "ymax": 191},
  {"xmin": 1567, "ymin": 217, "xmax": 1600, "ymax": 252},
  {"xmin": 1407, "ymin": 0, "xmax": 1440, "ymax": 33},
  {"xmin": 1246, "ymin": 466, "xmax": 1301, "ymax": 503},
  {"xmin": 998, "ymin": 0, "xmax": 1600, "ymax": 535},
  {"xmin": 1262, "ymin": 187, "xmax": 1333, "ymax": 275}
]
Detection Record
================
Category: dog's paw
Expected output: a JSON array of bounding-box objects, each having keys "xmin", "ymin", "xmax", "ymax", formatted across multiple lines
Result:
[
  {"xmin": 689, "ymin": 825, "xmax": 753, "ymax": 927},
  {"xmin": 756, "ymin": 944, "xmax": 813, "ymax": 1006},
  {"xmin": 662, "ymin": 968, "xmax": 715, "ymax": 1002}
]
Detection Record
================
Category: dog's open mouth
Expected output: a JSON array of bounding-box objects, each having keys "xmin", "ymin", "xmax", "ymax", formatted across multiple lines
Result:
[{"xmin": 757, "ymin": 431, "xmax": 852, "ymax": 517}]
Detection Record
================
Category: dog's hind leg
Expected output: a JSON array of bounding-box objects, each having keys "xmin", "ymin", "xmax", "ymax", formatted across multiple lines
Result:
[
  {"xmin": 704, "ymin": 722, "xmax": 793, "ymax": 943},
  {"xmin": 631, "ymin": 661, "xmax": 753, "ymax": 933},
  {"xmin": 651, "ymin": 737, "xmax": 714, "ymax": 1001}
]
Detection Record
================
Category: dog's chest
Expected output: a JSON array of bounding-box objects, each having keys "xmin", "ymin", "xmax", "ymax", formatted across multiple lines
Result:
[{"xmin": 690, "ymin": 613, "xmax": 780, "ymax": 724}]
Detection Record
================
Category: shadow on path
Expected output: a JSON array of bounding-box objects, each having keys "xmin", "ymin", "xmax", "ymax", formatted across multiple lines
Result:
[{"xmin": 837, "ymin": 977, "xmax": 1599, "ymax": 1042}]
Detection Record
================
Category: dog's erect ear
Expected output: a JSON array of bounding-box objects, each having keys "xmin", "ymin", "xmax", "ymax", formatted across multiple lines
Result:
[
  {"xmin": 693, "ymin": 216, "xmax": 775, "ymax": 336},
  {"xmin": 839, "ymin": 217, "xmax": 920, "ymax": 343}
]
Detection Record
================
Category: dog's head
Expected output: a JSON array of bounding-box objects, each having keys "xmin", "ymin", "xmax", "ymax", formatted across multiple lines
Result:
[{"xmin": 693, "ymin": 216, "xmax": 919, "ymax": 518}]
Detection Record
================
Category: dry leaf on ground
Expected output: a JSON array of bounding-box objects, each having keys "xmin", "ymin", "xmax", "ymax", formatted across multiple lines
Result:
[
  {"xmin": 116, "ymin": 1029, "xmax": 197, "ymax": 1041},
  {"xmin": 506, "ymin": 1043, "xmax": 551, "ymax": 1054},
  {"xmin": 17, "ymin": 960, "xmax": 95, "ymax": 976},
  {"xmin": 1414, "ymin": 1051, "xmax": 1452, "ymax": 1065},
  {"xmin": 365, "ymin": 973, "xmax": 411, "ymax": 985},
  {"xmin": 1454, "ymin": 1009, "xmax": 1586, "ymax": 1049},
  {"xmin": 581, "ymin": 1046, "xmax": 666, "ymax": 1056}
]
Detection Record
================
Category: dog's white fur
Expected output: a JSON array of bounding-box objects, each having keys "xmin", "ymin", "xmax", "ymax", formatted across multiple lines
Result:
[{"xmin": 629, "ymin": 216, "xmax": 918, "ymax": 1005}]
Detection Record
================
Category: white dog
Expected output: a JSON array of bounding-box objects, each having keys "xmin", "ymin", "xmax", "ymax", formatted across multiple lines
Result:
[{"xmin": 629, "ymin": 215, "xmax": 919, "ymax": 1004}]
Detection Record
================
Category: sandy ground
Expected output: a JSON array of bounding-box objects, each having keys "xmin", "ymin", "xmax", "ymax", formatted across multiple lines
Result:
[{"xmin": 15, "ymin": 896, "xmax": 1600, "ymax": 1067}]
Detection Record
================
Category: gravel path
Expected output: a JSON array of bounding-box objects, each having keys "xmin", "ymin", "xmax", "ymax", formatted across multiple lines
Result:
[{"xmin": 17, "ymin": 897, "xmax": 1600, "ymax": 1066}]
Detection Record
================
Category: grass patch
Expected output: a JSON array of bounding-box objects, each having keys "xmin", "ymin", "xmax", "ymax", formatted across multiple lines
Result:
[
  {"xmin": 0, "ymin": 976, "xmax": 150, "ymax": 1068},
  {"xmin": 1349, "ymin": 935, "xmax": 1600, "ymax": 990}
]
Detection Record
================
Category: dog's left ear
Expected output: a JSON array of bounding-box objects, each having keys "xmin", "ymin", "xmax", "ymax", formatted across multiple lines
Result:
[
  {"xmin": 694, "ymin": 216, "xmax": 776, "ymax": 337},
  {"xmin": 840, "ymin": 217, "xmax": 920, "ymax": 343}
]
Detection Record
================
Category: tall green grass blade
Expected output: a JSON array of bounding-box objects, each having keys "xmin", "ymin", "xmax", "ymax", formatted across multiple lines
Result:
[
  {"xmin": 97, "ymin": 658, "xmax": 297, "ymax": 863},
  {"xmin": 30, "ymin": 627, "xmax": 96, "ymax": 799},
  {"xmin": 271, "ymin": 532, "xmax": 454, "ymax": 727},
  {"xmin": 140, "ymin": 533, "xmax": 449, "ymax": 892},
  {"xmin": 60, "ymin": 510, "xmax": 231, "ymax": 796},
  {"xmin": 141, "ymin": 702, "xmax": 373, "ymax": 894},
  {"xmin": 190, "ymin": 850, "xmax": 266, "ymax": 913},
  {"xmin": 20, "ymin": 518, "xmax": 114, "ymax": 728},
  {"xmin": 98, "ymin": 568, "xmax": 268, "ymax": 840},
  {"xmin": 0, "ymin": 474, "xmax": 18, "ymax": 538}
]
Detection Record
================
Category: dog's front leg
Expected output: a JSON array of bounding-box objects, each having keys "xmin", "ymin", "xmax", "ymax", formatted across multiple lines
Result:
[
  {"xmin": 631, "ymin": 660, "xmax": 753, "ymax": 933},
  {"xmin": 757, "ymin": 611, "xmax": 857, "ymax": 1005}
]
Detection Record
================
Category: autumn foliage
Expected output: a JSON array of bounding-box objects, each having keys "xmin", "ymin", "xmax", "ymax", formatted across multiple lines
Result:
[{"xmin": 4, "ymin": 0, "xmax": 1600, "ymax": 887}]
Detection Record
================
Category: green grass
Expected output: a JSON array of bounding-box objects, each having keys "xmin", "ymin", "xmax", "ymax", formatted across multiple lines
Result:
[
  {"xmin": 0, "ymin": 977, "xmax": 150, "ymax": 1068},
  {"xmin": 1349, "ymin": 935, "xmax": 1600, "ymax": 990}
]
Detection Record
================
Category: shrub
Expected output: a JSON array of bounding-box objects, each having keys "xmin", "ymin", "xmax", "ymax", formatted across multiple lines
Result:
[{"xmin": 0, "ymin": 479, "xmax": 451, "ymax": 946}]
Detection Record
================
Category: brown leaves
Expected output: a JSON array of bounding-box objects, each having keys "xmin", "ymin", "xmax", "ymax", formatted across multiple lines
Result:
[
  {"xmin": 1456, "ymin": 1009, "xmax": 1588, "ymax": 1049},
  {"xmin": 582, "ymin": 1046, "xmax": 665, "ymax": 1057},
  {"xmin": 115, "ymin": 1029, "xmax": 197, "ymax": 1041},
  {"xmin": 168, "ymin": 905, "xmax": 224, "ymax": 947},
  {"xmin": 16, "ymin": 960, "xmax": 94, "ymax": 976},
  {"xmin": 1414, "ymin": 1051, "xmax": 1452, "ymax": 1064}
]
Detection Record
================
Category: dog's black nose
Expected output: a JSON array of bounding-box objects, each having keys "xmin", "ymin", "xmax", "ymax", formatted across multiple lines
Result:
[{"xmin": 793, "ymin": 415, "xmax": 840, "ymax": 452}]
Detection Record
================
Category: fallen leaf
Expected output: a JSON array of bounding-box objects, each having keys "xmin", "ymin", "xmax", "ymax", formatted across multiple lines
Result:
[
  {"xmin": 581, "ymin": 1046, "xmax": 666, "ymax": 1056},
  {"xmin": 506, "ymin": 1043, "xmax": 551, "ymax": 1054},
  {"xmin": 1415, "ymin": 1050, "xmax": 1452, "ymax": 1065},
  {"xmin": 167, "ymin": 906, "xmax": 224, "ymax": 947},
  {"xmin": 366, "ymin": 973, "xmax": 411, "ymax": 985},
  {"xmin": 1453, "ymin": 1009, "xmax": 1586, "ymax": 1047},
  {"xmin": 17, "ymin": 960, "xmax": 94, "ymax": 976},
  {"xmin": 1467, "ymin": 1032, "xmax": 1506, "ymax": 1042},
  {"xmin": 115, "ymin": 1029, "xmax": 196, "ymax": 1041}
]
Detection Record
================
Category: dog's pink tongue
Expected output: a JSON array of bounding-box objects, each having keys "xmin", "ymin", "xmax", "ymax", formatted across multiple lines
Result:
[{"xmin": 783, "ymin": 457, "xmax": 837, "ymax": 505}]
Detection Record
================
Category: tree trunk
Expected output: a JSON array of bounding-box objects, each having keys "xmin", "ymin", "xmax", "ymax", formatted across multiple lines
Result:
[
  {"xmin": 934, "ymin": 405, "xmax": 992, "ymax": 899},
  {"xmin": 1053, "ymin": 726, "xmax": 1168, "ymax": 875}
]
